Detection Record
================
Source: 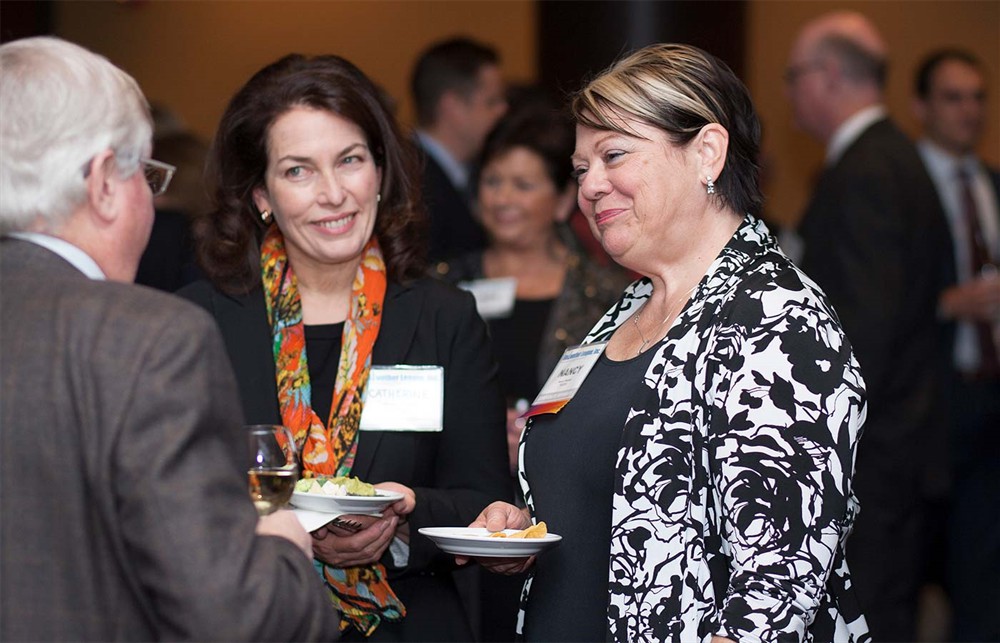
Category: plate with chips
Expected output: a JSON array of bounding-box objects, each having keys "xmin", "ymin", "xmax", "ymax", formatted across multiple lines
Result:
[{"xmin": 418, "ymin": 524, "xmax": 561, "ymax": 557}]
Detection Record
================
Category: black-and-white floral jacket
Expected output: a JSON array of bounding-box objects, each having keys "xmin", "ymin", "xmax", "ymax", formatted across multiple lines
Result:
[{"xmin": 518, "ymin": 216, "xmax": 871, "ymax": 642}]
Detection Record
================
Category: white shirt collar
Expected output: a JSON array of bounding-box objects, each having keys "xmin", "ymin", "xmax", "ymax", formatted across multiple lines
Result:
[
  {"xmin": 6, "ymin": 232, "xmax": 106, "ymax": 280},
  {"xmin": 826, "ymin": 104, "xmax": 887, "ymax": 166},
  {"xmin": 416, "ymin": 130, "xmax": 469, "ymax": 190},
  {"xmin": 917, "ymin": 138, "xmax": 979, "ymax": 179}
]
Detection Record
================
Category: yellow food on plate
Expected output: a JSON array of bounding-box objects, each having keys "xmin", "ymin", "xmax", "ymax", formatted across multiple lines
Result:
[
  {"xmin": 489, "ymin": 521, "xmax": 547, "ymax": 539},
  {"xmin": 294, "ymin": 475, "xmax": 376, "ymax": 497}
]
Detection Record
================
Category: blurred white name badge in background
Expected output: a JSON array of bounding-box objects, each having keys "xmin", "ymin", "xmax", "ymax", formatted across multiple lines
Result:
[
  {"xmin": 459, "ymin": 277, "xmax": 517, "ymax": 319},
  {"xmin": 360, "ymin": 366, "xmax": 444, "ymax": 431}
]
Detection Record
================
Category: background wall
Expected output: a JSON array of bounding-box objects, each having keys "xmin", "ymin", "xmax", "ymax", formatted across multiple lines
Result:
[
  {"xmin": 51, "ymin": 0, "xmax": 1000, "ymax": 231},
  {"xmin": 54, "ymin": 0, "xmax": 538, "ymax": 141}
]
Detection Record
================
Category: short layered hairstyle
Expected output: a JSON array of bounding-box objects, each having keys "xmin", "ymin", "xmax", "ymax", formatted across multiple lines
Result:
[
  {"xmin": 481, "ymin": 106, "xmax": 576, "ymax": 190},
  {"xmin": 571, "ymin": 43, "xmax": 763, "ymax": 218}
]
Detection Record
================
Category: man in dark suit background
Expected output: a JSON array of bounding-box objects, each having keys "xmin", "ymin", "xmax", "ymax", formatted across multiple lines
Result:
[
  {"xmin": 410, "ymin": 37, "xmax": 507, "ymax": 264},
  {"xmin": 914, "ymin": 48, "xmax": 1000, "ymax": 642},
  {"xmin": 0, "ymin": 37, "xmax": 340, "ymax": 641},
  {"xmin": 784, "ymin": 13, "xmax": 953, "ymax": 640}
]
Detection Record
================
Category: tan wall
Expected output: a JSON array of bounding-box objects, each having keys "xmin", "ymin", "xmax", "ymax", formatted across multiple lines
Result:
[
  {"xmin": 747, "ymin": 0, "xmax": 1000, "ymax": 227},
  {"xmin": 55, "ymin": 0, "xmax": 537, "ymax": 142},
  {"xmin": 55, "ymin": 0, "xmax": 997, "ymax": 230}
]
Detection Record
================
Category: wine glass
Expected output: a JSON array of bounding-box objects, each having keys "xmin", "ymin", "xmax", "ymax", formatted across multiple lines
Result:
[{"xmin": 245, "ymin": 424, "xmax": 298, "ymax": 516}]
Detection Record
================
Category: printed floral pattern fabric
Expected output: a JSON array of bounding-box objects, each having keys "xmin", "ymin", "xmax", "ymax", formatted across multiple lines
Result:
[
  {"xmin": 518, "ymin": 216, "xmax": 870, "ymax": 642},
  {"xmin": 261, "ymin": 227, "xmax": 386, "ymax": 476},
  {"xmin": 260, "ymin": 227, "xmax": 404, "ymax": 636}
]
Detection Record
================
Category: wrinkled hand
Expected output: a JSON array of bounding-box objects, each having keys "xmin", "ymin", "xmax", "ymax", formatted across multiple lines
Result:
[
  {"xmin": 457, "ymin": 501, "xmax": 535, "ymax": 575},
  {"xmin": 256, "ymin": 509, "xmax": 313, "ymax": 558},
  {"xmin": 312, "ymin": 514, "xmax": 398, "ymax": 567},
  {"xmin": 940, "ymin": 274, "xmax": 1000, "ymax": 322},
  {"xmin": 469, "ymin": 501, "xmax": 532, "ymax": 532}
]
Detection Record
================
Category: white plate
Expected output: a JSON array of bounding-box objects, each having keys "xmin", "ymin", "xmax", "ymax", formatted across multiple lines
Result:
[
  {"xmin": 290, "ymin": 489, "xmax": 403, "ymax": 514},
  {"xmin": 418, "ymin": 527, "xmax": 562, "ymax": 558}
]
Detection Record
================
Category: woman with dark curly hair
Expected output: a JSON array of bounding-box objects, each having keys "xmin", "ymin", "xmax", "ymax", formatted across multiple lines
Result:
[{"xmin": 179, "ymin": 54, "xmax": 510, "ymax": 641}]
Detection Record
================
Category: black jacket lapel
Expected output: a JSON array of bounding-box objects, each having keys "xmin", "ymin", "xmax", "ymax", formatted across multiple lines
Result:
[{"xmin": 351, "ymin": 280, "xmax": 424, "ymax": 481}]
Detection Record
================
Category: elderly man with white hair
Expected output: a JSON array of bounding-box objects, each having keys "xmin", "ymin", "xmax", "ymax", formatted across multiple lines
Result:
[
  {"xmin": 784, "ymin": 12, "xmax": 954, "ymax": 641},
  {"xmin": 0, "ymin": 37, "xmax": 340, "ymax": 641}
]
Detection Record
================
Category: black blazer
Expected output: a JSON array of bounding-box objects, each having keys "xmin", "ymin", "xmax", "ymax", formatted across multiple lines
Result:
[
  {"xmin": 799, "ymin": 118, "xmax": 954, "ymax": 488},
  {"xmin": 135, "ymin": 208, "xmax": 201, "ymax": 292},
  {"xmin": 179, "ymin": 276, "xmax": 511, "ymax": 640},
  {"xmin": 419, "ymin": 149, "xmax": 486, "ymax": 264}
]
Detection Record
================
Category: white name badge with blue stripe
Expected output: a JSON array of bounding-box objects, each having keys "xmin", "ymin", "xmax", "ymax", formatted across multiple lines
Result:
[
  {"xmin": 359, "ymin": 366, "xmax": 444, "ymax": 432},
  {"xmin": 523, "ymin": 341, "xmax": 608, "ymax": 418},
  {"xmin": 459, "ymin": 277, "xmax": 518, "ymax": 319}
]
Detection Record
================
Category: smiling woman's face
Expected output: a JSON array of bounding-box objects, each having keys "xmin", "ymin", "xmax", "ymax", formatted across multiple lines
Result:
[
  {"xmin": 478, "ymin": 146, "xmax": 561, "ymax": 251},
  {"xmin": 253, "ymin": 106, "xmax": 382, "ymax": 275},
  {"xmin": 571, "ymin": 117, "xmax": 701, "ymax": 272}
]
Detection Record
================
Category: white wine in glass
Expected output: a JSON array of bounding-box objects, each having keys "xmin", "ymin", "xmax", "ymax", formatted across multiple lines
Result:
[{"xmin": 245, "ymin": 424, "xmax": 298, "ymax": 516}]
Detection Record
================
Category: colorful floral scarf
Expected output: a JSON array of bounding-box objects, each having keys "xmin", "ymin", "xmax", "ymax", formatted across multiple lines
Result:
[{"xmin": 261, "ymin": 226, "xmax": 405, "ymax": 636}]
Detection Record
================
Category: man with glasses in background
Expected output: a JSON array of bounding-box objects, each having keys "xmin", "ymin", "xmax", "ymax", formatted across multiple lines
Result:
[
  {"xmin": 783, "ymin": 12, "xmax": 953, "ymax": 641},
  {"xmin": 0, "ymin": 37, "xmax": 340, "ymax": 640}
]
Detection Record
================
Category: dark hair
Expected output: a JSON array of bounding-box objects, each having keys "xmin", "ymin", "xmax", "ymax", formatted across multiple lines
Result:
[
  {"xmin": 411, "ymin": 37, "xmax": 500, "ymax": 126},
  {"xmin": 153, "ymin": 131, "xmax": 211, "ymax": 219},
  {"xmin": 572, "ymin": 43, "xmax": 763, "ymax": 217},
  {"xmin": 481, "ymin": 105, "xmax": 575, "ymax": 190},
  {"xmin": 915, "ymin": 48, "xmax": 983, "ymax": 99},
  {"xmin": 817, "ymin": 34, "xmax": 887, "ymax": 89},
  {"xmin": 196, "ymin": 54, "xmax": 426, "ymax": 295}
]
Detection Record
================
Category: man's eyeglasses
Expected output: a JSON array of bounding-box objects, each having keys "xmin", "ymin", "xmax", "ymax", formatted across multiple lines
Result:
[{"xmin": 141, "ymin": 158, "xmax": 176, "ymax": 197}]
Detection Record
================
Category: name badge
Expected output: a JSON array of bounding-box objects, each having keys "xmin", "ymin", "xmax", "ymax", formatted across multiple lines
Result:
[
  {"xmin": 522, "ymin": 342, "xmax": 608, "ymax": 418},
  {"xmin": 359, "ymin": 366, "xmax": 444, "ymax": 432},
  {"xmin": 459, "ymin": 277, "xmax": 517, "ymax": 319}
]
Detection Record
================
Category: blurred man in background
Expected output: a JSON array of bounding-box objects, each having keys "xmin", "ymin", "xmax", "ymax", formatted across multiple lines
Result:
[
  {"xmin": 411, "ymin": 36, "xmax": 507, "ymax": 263},
  {"xmin": 914, "ymin": 48, "xmax": 1000, "ymax": 642},
  {"xmin": 784, "ymin": 12, "xmax": 953, "ymax": 640}
]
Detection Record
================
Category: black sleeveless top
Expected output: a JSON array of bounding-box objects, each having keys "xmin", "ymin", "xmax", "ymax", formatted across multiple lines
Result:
[
  {"xmin": 521, "ymin": 346, "xmax": 659, "ymax": 642},
  {"xmin": 489, "ymin": 297, "xmax": 555, "ymax": 403},
  {"xmin": 304, "ymin": 322, "xmax": 345, "ymax": 425}
]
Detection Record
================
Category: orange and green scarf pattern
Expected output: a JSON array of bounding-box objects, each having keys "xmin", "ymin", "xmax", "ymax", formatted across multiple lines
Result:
[{"xmin": 261, "ymin": 226, "xmax": 404, "ymax": 635}]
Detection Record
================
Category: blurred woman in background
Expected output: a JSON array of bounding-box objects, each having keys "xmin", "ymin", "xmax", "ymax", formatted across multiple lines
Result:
[{"xmin": 436, "ymin": 106, "xmax": 629, "ymax": 473}]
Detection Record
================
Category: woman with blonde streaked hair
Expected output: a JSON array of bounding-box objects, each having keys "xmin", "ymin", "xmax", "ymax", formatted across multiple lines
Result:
[{"xmin": 464, "ymin": 43, "xmax": 871, "ymax": 642}]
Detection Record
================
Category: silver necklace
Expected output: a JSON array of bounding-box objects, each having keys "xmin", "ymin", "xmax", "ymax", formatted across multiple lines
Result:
[{"xmin": 631, "ymin": 284, "xmax": 698, "ymax": 356}]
